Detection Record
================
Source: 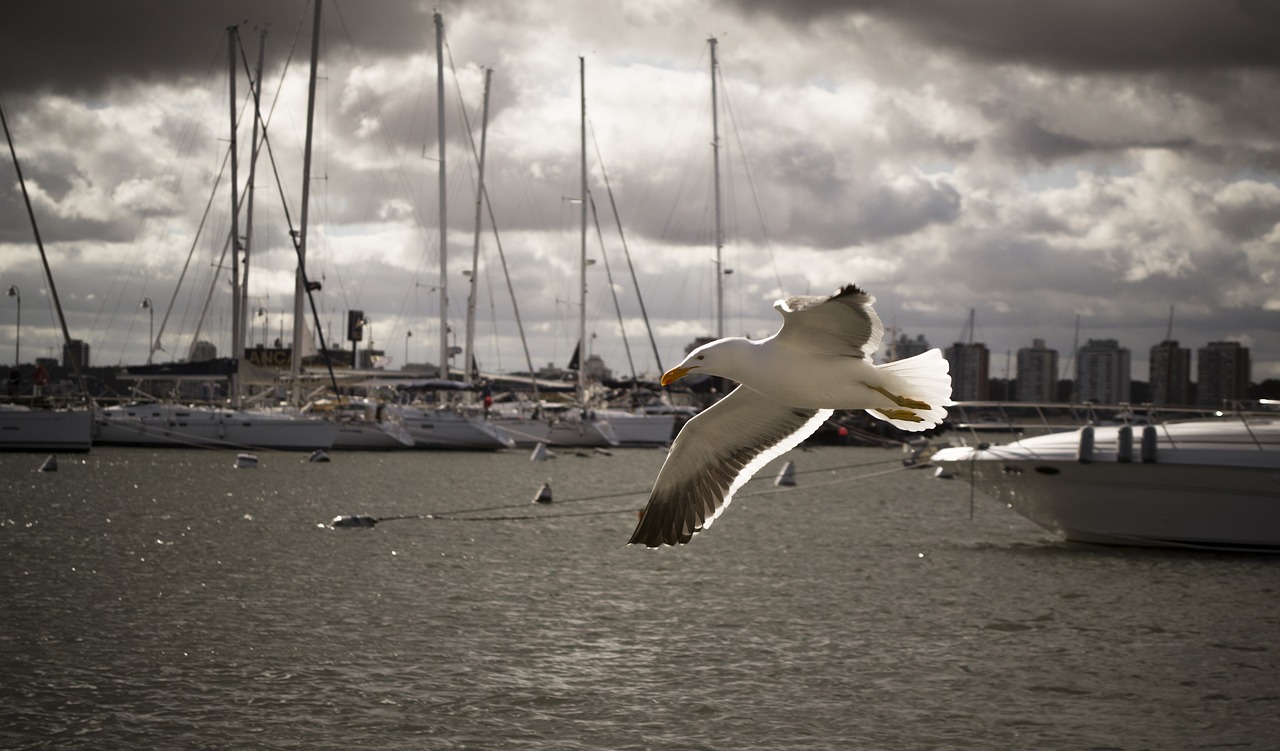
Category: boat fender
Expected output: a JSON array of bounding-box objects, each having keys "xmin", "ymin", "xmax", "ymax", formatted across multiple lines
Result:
[
  {"xmin": 1076, "ymin": 426, "xmax": 1094, "ymax": 464},
  {"xmin": 39, "ymin": 455, "xmax": 58, "ymax": 472},
  {"xmin": 1117, "ymin": 425, "xmax": 1134, "ymax": 463},
  {"xmin": 1140, "ymin": 425, "xmax": 1158, "ymax": 463}
]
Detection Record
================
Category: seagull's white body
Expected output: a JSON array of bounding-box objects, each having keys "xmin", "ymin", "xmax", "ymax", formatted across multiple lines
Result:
[
  {"xmin": 696, "ymin": 336, "xmax": 949, "ymax": 418},
  {"xmin": 629, "ymin": 284, "xmax": 952, "ymax": 547}
]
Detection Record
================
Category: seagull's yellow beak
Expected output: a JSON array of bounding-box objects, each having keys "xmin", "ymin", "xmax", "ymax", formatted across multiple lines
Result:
[{"xmin": 661, "ymin": 365, "xmax": 697, "ymax": 386}]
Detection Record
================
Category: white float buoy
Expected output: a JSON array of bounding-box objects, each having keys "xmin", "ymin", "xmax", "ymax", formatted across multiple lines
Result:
[
  {"xmin": 933, "ymin": 465, "xmax": 954, "ymax": 480},
  {"xmin": 308, "ymin": 450, "xmax": 330, "ymax": 463},
  {"xmin": 532, "ymin": 481, "xmax": 554, "ymax": 504},
  {"xmin": 774, "ymin": 460, "xmax": 796, "ymax": 487},
  {"xmin": 530, "ymin": 442, "xmax": 555, "ymax": 461},
  {"xmin": 235, "ymin": 453, "xmax": 259, "ymax": 469},
  {"xmin": 38, "ymin": 455, "xmax": 58, "ymax": 472}
]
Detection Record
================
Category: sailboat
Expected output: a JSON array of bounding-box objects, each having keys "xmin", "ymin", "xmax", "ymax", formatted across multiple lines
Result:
[
  {"xmin": 481, "ymin": 58, "xmax": 620, "ymax": 448},
  {"xmin": 1, "ymin": 96, "xmax": 95, "ymax": 451},
  {"xmin": 369, "ymin": 11, "xmax": 514, "ymax": 451},
  {"xmin": 94, "ymin": 22, "xmax": 337, "ymax": 451}
]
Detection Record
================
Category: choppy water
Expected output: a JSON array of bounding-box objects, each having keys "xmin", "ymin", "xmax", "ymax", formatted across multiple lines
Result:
[{"xmin": 3, "ymin": 445, "xmax": 1278, "ymax": 750}]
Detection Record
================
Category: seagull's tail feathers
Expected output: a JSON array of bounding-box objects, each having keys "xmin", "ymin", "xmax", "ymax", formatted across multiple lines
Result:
[{"xmin": 866, "ymin": 348, "xmax": 953, "ymax": 432}]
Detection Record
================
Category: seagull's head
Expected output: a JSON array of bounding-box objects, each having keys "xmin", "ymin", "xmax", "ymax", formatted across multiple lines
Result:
[{"xmin": 661, "ymin": 337, "xmax": 751, "ymax": 386}]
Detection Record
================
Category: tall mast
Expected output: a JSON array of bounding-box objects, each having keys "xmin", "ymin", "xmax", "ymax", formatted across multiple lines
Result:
[
  {"xmin": 464, "ymin": 67, "xmax": 492, "ymax": 386},
  {"xmin": 291, "ymin": 0, "xmax": 322, "ymax": 403},
  {"xmin": 1, "ymin": 98, "xmax": 90, "ymax": 401},
  {"xmin": 709, "ymin": 36, "xmax": 725, "ymax": 339},
  {"xmin": 227, "ymin": 25, "xmax": 244, "ymax": 407},
  {"xmin": 240, "ymin": 29, "xmax": 266, "ymax": 360},
  {"xmin": 578, "ymin": 56, "xmax": 588, "ymax": 403},
  {"xmin": 435, "ymin": 11, "xmax": 450, "ymax": 379}
]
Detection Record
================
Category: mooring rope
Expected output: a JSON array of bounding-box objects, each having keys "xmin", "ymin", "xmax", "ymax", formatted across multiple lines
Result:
[{"xmin": 354, "ymin": 457, "xmax": 913, "ymax": 526}]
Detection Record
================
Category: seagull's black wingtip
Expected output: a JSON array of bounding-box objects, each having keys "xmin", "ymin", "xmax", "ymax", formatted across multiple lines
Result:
[{"xmin": 831, "ymin": 283, "xmax": 869, "ymax": 299}]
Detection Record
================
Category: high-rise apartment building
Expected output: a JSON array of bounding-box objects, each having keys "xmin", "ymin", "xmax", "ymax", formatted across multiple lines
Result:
[
  {"xmin": 945, "ymin": 341, "xmax": 989, "ymax": 401},
  {"xmin": 1015, "ymin": 338, "xmax": 1058, "ymax": 402},
  {"xmin": 1149, "ymin": 340, "xmax": 1191, "ymax": 405},
  {"xmin": 888, "ymin": 333, "xmax": 931, "ymax": 361},
  {"xmin": 1197, "ymin": 341, "xmax": 1251, "ymax": 407},
  {"xmin": 1075, "ymin": 339, "xmax": 1130, "ymax": 403}
]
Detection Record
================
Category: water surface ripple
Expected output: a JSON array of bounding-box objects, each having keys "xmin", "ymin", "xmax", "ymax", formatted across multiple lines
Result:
[{"xmin": 3, "ymin": 446, "xmax": 1277, "ymax": 749}]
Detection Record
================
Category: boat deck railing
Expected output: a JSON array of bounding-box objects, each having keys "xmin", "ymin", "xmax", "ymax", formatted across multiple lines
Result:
[{"xmin": 947, "ymin": 400, "xmax": 1279, "ymax": 448}]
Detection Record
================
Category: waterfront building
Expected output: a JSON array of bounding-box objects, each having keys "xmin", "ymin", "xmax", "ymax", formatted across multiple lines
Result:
[
  {"xmin": 1075, "ymin": 339, "xmax": 1130, "ymax": 403},
  {"xmin": 1197, "ymin": 341, "xmax": 1251, "ymax": 407},
  {"xmin": 888, "ymin": 333, "xmax": 931, "ymax": 362},
  {"xmin": 945, "ymin": 341, "xmax": 989, "ymax": 401},
  {"xmin": 62, "ymin": 339, "xmax": 90, "ymax": 369},
  {"xmin": 1149, "ymin": 340, "xmax": 1191, "ymax": 405},
  {"xmin": 1015, "ymin": 338, "xmax": 1058, "ymax": 402}
]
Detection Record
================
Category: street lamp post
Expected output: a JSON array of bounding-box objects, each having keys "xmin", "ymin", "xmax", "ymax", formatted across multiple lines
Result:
[
  {"xmin": 405, "ymin": 330, "xmax": 412, "ymax": 370},
  {"xmin": 140, "ymin": 297, "xmax": 153, "ymax": 364},
  {"xmin": 6, "ymin": 285, "xmax": 18, "ymax": 367}
]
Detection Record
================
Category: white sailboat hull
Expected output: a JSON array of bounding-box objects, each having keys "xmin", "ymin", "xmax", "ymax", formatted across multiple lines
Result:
[
  {"xmin": 94, "ymin": 404, "xmax": 338, "ymax": 451},
  {"xmin": 491, "ymin": 414, "xmax": 618, "ymax": 448},
  {"xmin": 594, "ymin": 409, "xmax": 676, "ymax": 447},
  {"xmin": 0, "ymin": 406, "xmax": 94, "ymax": 452},
  {"xmin": 392, "ymin": 405, "xmax": 515, "ymax": 450}
]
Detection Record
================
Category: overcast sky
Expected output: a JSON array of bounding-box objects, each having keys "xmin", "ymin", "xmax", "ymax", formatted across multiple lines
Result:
[{"xmin": 3, "ymin": 0, "xmax": 1279, "ymax": 385}]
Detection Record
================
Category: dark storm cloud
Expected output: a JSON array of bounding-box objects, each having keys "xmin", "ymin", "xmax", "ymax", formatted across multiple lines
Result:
[
  {"xmin": 0, "ymin": 1, "xmax": 451, "ymax": 98},
  {"xmin": 722, "ymin": 0, "xmax": 1280, "ymax": 72}
]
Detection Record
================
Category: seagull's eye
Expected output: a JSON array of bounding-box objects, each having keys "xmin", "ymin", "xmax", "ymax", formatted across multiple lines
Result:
[{"xmin": 695, "ymin": 355, "xmax": 705, "ymax": 361}]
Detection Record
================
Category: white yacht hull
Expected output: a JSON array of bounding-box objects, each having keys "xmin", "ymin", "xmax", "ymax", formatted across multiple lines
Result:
[
  {"xmin": 0, "ymin": 407, "xmax": 94, "ymax": 452},
  {"xmin": 933, "ymin": 419, "xmax": 1280, "ymax": 552}
]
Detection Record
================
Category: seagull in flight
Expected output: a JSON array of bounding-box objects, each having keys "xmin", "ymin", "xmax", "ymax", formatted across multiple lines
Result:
[{"xmin": 628, "ymin": 284, "xmax": 952, "ymax": 547}]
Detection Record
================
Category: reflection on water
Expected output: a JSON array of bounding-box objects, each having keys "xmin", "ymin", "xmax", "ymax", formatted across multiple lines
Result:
[{"xmin": 3, "ymin": 446, "xmax": 1277, "ymax": 750}]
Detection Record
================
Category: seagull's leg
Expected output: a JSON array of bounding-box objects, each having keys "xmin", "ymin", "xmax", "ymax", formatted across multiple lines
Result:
[
  {"xmin": 874, "ymin": 408, "xmax": 924, "ymax": 422},
  {"xmin": 866, "ymin": 384, "xmax": 932, "ymax": 411}
]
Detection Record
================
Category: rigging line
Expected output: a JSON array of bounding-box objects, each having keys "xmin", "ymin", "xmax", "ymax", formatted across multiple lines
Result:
[
  {"xmin": 188, "ymin": 222, "xmax": 235, "ymax": 360},
  {"xmin": 446, "ymin": 63, "xmax": 543, "ymax": 401},
  {"xmin": 719, "ymin": 74, "xmax": 784, "ymax": 295},
  {"xmin": 265, "ymin": 0, "xmax": 309, "ymax": 124},
  {"xmin": 587, "ymin": 118, "xmax": 664, "ymax": 374},
  {"xmin": 588, "ymin": 192, "xmax": 639, "ymax": 383},
  {"xmin": 155, "ymin": 146, "xmax": 232, "ymax": 361}
]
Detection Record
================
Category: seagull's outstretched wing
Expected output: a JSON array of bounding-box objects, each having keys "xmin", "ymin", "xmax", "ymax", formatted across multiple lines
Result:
[
  {"xmin": 628, "ymin": 386, "xmax": 833, "ymax": 547},
  {"xmin": 772, "ymin": 284, "xmax": 883, "ymax": 358}
]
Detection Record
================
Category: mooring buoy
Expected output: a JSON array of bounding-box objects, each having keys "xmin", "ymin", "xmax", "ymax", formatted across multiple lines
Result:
[
  {"xmin": 331, "ymin": 514, "xmax": 378, "ymax": 528},
  {"xmin": 532, "ymin": 481, "xmax": 553, "ymax": 504},
  {"xmin": 774, "ymin": 460, "xmax": 796, "ymax": 487}
]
